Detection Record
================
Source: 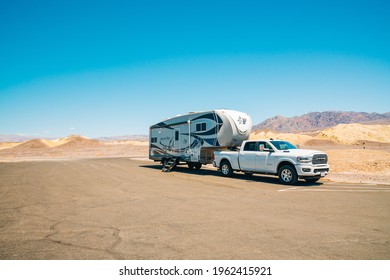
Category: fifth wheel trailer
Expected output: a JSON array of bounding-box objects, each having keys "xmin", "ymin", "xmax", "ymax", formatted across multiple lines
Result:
[{"xmin": 149, "ymin": 109, "xmax": 252, "ymax": 169}]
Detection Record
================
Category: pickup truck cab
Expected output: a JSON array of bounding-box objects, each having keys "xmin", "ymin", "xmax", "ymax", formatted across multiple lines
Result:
[{"xmin": 213, "ymin": 139, "xmax": 329, "ymax": 185}]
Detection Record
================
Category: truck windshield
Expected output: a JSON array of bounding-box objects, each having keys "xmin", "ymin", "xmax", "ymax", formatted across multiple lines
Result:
[{"xmin": 270, "ymin": 141, "xmax": 297, "ymax": 150}]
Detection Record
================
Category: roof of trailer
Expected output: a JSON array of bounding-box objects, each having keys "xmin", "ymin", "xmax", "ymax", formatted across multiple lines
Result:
[{"xmin": 150, "ymin": 110, "xmax": 222, "ymax": 128}]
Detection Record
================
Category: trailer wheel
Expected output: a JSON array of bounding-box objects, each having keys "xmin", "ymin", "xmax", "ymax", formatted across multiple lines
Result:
[
  {"xmin": 187, "ymin": 162, "xmax": 195, "ymax": 169},
  {"xmin": 220, "ymin": 160, "xmax": 233, "ymax": 177},
  {"xmin": 278, "ymin": 165, "xmax": 298, "ymax": 185},
  {"xmin": 194, "ymin": 163, "xmax": 202, "ymax": 170}
]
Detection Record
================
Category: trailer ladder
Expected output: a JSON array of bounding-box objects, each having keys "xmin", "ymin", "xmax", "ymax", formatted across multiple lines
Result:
[{"xmin": 162, "ymin": 157, "xmax": 177, "ymax": 172}]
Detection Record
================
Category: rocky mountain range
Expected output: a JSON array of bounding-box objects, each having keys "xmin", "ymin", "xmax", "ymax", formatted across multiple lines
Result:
[
  {"xmin": 0, "ymin": 134, "xmax": 57, "ymax": 142},
  {"xmin": 253, "ymin": 111, "xmax": 390, "ymax": 133}
]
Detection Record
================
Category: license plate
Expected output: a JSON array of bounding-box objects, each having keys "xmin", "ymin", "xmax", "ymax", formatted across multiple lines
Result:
[{"xmin": 320, "ymin": 172, "xmax": 326, "ymax": 177}]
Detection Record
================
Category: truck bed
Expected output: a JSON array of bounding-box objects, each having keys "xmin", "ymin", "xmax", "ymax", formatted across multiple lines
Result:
[{"xmin": 214, "ymin": 150, "xmax": 240, "ymax": 170}]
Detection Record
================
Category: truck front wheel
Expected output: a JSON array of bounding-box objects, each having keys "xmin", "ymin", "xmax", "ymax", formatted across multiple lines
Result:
[
  {"xmin": 278, "ymin": 165, "xmax": 298, "ymax": 185},
  {"xmin": 220, "ymin": 161, "xmax": 233, "ymax": 177}
]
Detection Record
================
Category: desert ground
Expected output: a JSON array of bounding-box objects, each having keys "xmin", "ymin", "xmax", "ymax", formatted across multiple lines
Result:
[
  {"xmin": 0, "ymin": 124, "xmax": 389, "ymax": 259},
  {"xmin": 1, "ymin": 158, "xmax": 389, "ymax": 259}
]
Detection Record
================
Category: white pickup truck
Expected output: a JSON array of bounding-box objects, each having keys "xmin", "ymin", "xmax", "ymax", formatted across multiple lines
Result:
[{"xmin": 213, "ymin": 139, "xmax": 329, "ymax": 184}]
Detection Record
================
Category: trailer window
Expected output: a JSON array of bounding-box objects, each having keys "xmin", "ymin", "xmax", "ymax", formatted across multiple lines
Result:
[
  {"xmin": 151, "ymin": 137, "xmax": 157, "ymax": 143},
  {"xmin": 196, "ymin": 122, "xmax": 206, "ymax": 132},
  {"xmin": 175, "ymin": 131, "xmax": 179, "ymax": 141}
]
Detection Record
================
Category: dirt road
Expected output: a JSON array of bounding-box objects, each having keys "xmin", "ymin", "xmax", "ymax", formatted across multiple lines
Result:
[{"xmin": 0, "ymin": 158, "xmax": 389, "ymax": 259}]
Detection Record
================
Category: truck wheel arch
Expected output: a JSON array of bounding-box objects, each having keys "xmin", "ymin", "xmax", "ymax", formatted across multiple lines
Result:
[{"xmin": 277, "ymin": 160, "xmax": 296, "ymax": 173}]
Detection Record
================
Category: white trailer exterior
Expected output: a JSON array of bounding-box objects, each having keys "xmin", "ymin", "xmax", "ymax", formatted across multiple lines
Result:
[{"xmin": 149, "ymin": 109, "xmax": 252, "ymax": 167}]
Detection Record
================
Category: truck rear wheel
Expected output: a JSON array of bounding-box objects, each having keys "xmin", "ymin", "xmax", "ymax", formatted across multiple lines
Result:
[
  {"xmin": 278, "ymin": 165, "xmax": 298, "ymax": 185},
  {"xmin": 188, "ymin": 162, "xmax": 202, "ymax": 170},
  {"xmin": 194, "ymin": 163, "xmax": 202, "ymax": 170},
  {"xmin": 220, "ymin": 161, "xmax": 233, "ymax": 177}
]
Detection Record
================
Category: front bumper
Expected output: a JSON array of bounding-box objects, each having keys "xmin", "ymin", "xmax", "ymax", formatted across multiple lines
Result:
[{"xmin": 296, "ymin": 164, "xmax": 330, "ymax": 178}]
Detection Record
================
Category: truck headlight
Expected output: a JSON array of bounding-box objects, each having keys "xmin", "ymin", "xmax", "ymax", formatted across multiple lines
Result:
[{"xmin": 297, "ymin": 156, "xmax": 312, "ymax": 163}]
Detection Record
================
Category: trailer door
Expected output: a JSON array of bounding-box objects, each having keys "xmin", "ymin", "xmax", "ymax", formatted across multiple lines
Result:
[{"xmin": 175, "ymin": 129, "xmax": 180, "ymax": 152}]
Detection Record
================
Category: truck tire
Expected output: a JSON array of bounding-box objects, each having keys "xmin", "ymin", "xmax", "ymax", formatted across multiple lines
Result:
[
  {"xmin": 187, "ymin": 162, "xmax": 195, "ymax": 169},
  {"xmin": 278, "ymin": 165, "xmax": 298, "ymax": 185},
  {"xmin": 194, "ymin": 163, "xmax": 202, "ymax": 170},
  {"xmin": 220, "ymin": 160, "xmax": 233, "ymax": 177}
]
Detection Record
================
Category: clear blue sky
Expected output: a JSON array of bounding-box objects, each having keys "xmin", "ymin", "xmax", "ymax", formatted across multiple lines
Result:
[{"xmin": 1, "ymin": 0, "xmax": 389, "ymax": 137}]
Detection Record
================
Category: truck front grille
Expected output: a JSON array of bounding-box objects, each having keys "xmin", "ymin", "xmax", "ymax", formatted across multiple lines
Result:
[{"xmin": 312, "ymin": 154, "xmax": 328, "ymax": 165}]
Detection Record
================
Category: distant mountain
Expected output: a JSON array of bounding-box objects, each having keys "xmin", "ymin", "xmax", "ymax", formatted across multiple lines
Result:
[
  {"xmin": 253, "ymin": 111, "xmax": 390, "ymax": 133},
  {"xmin": 0, "ymin": 134, "xmax": 148, "ymax": 143},
  {"xmin": 0, "ymin": 135, "xmax": 57, "ymax": 142},
  {"xmin": 95, "ymin": 135, "xmax": 148, "ymax": 141}
]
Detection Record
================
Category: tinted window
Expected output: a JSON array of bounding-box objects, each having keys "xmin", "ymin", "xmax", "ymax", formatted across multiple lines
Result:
[
  {"xmin": 243, "ymin": 142, "xmax": 257, "ymax": 151},
  {"xmin": 270, "ymin": 141, "xmax": 297, "ymax": 150}
]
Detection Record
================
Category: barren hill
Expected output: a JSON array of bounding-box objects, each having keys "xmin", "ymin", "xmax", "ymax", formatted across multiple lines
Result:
[
  {"xmin": 54, "ymin": 135, "xmax": 103, "ymax": 148},
  {"xmin": 4, "ymin": 135, "xmax": 104, "ymax": 151},
  {"xmin": 253, "ymin": 111, "xmax": 390, "ymax": 133},
  {"xmin": 11, "ymin": 139, "xmax": 50, "ymax": 151}
]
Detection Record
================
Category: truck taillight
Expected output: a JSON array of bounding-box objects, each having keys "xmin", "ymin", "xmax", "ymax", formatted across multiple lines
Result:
[{"xmin": 211, "ymin": 153, "xmax": 215, "ymax": 162}]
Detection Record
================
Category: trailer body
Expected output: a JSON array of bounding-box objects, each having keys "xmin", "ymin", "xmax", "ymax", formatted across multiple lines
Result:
[{"xmin": 149, "ymin": 109, "xmax": 252, "ymax": 165}]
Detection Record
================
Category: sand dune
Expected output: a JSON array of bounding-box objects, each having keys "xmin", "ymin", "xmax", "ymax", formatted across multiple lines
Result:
[
  {"xmin": 53, "ymin": 135, "xmax": 103, "ymax": 148},
  {"xmin": 11, "ymin": 139, "xmax": 50, "ymax": 151},
  {"xmin": 3, "ymin": 135, "xmax": 104, "ymax": 152},
  {"xmin": 251, "ymin": 123, "xmax": 390, "ymax": 146},
  {"xmin": 303, "ymin": 139, "xmax": 338, "ymax": 146},
  {"xmin": 317, "ymin": 123, "xmax": 390, "ymax": 145},
  {"xmin": 250, "ymin": 131, "xmax": 313, "ymax": 145},
  {"xmin": 0, "ymin": 142, "xmax": 19, "ymax": 151}
]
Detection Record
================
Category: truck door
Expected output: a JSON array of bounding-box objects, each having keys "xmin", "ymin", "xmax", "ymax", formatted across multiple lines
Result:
[
  {"xmin": 255, "ymin": 141, "xmax": 275, "ymax": 172},
  {"xmin": 239, "ymin": 141, "xmax": 258, "ymax": 171}
]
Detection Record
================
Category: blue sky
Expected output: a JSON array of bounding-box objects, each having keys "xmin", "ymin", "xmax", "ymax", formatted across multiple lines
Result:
[{"xmin": 1, "ymin": 0, "xmax": 389, "ymax": 137}]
